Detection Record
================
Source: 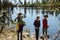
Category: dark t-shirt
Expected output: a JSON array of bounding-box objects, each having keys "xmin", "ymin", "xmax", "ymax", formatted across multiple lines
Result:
[{"xmin": 34, "ymin": 19, "xmax": 40, "ymax": 27}]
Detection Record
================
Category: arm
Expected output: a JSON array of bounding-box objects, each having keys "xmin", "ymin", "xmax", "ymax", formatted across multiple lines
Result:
[
  {"xmin": 46, "ymin": 20, "xmax": 49, "ymax": 27},
  {"xmin": 34, "ymin": 20, "xmax": 36, "ymax": 26},
  {"xmin": 43, "ymin": 20, "xmax": 49, "ymax": 27},
  {"xmin": 22, "ymin": 15, "xmax": 26, "ymax": 18},
  {"xmin": 38, "ymin": 20, "xmax": 40, "ymax": 27}
]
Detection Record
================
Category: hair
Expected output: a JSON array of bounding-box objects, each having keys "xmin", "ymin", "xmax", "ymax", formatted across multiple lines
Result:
[
  {"xmin": 44, "ymin": 15, "xmax": 48, "ymax": 17},
  {"xmin": 37, "ymin": 16, "xmax": 40, "ymax": 19},
  {"xmin": 18, "ymin": 13, "xmax": 22, "ymax": 15}
]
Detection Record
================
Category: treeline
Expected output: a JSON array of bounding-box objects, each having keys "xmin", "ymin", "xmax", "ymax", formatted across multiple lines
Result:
[
  {"xmin": 0, "ymin": 0, "xmax": 15, "ymax": 11},
  {"xmin": 0, "ymin": 0, "xmax": 60, "ymax": 11}
]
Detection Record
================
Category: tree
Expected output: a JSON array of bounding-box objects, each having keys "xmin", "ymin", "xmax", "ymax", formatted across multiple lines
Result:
[
  {"xmin": 19, "ymin": 0, "xmax": 23, "ymax": 5},
  {"xmin": 24, "ymin": 0, "xmax": 26, "ymax": 6},
  {"xmin": 42, "ymin": 0, "xmax": 45, "ymax": 4},
  {"xmin": 0, "ymin": 12, "xmax": 9, "ymax": 33},
  {"xmin": 0, "ymin": 0, "xmax": 2, "ymax": 11}
]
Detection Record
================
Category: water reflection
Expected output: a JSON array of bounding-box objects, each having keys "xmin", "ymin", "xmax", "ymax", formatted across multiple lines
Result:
[
  {"xmin": 11, "ymin": 7, "xmax": 60, "ymax": 35},
  {"xmin": 58, "ymin": 14, "xmax": 60, "ymax": 25},
  {"xmin": 24, "ymin": 7, "xmax": 27, "ymax": 16}
]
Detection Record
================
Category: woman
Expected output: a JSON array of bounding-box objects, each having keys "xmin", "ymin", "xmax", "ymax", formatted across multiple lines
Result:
[
  {"xmin": 15, "ymin": 13, "xmax": 26, "ymax": 40},
  {"xmin": 42, "ymin": 15, "xmax": 49, "ymax": 35}
]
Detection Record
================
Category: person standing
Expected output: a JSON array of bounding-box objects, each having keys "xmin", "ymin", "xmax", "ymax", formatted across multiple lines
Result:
[
  {"xmin": 34, "ymin": 16, "xmax": 40, "ymax": 40},
  {"xmin": 42, "ymin": 15, "xmax": 49, "ymax": 35},
  {"xmin": 15, "ymin": 13, "xmax": 26, "ymax": 40}
]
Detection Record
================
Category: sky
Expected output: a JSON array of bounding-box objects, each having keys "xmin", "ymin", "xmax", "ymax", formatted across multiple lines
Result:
[{"xmin": 9, "ymin": 0, "xmax": 42, "ymax": 4}]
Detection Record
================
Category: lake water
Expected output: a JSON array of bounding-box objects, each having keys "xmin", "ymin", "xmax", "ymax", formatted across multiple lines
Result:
[{"xmin": 11, "ymin": 7, "xmax": 60, "ymax": 35}]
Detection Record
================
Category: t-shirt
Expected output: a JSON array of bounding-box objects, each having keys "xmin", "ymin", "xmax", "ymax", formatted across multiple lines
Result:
[{"xmin": 34, "ymin": 19, "xmax": 40, "ymax": 27}]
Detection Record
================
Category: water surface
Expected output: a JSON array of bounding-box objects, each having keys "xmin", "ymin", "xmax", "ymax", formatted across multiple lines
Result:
[{"xmin": 11, "ymin": 7, "xmax": 60, "ymax": 35}]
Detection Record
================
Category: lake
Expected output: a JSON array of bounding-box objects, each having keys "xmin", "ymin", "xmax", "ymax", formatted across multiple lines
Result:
[{"xmin": 11, "ymin": 7, "xmax": 60, "ymax": 35}]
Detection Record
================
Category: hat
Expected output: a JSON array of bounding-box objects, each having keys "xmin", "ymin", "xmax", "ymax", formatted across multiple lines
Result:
[{"xmin": 44, "ymin": 15, "xmax": 48, "ymax": 17}]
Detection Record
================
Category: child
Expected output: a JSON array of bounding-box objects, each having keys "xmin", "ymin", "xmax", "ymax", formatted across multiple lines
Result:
[
  {"xmin": 43, "ymin": 15, "xmax": 49, "ymax": 35},
  {"xmin": 34, "ymin": 16, "xmax": 40, "ymax": 40},
  {"xmin": 15, "ymin": 13, "xmax": 26, "ymax": 40}
]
